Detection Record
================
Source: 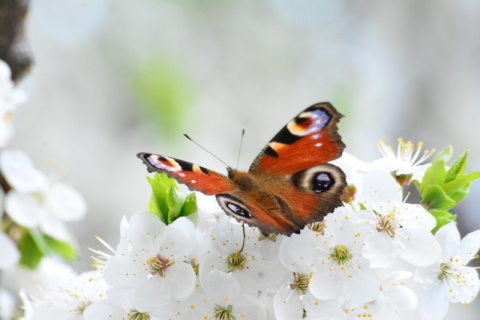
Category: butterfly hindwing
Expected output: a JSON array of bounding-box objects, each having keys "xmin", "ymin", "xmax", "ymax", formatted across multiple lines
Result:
[{"xmin": 137, "ymin": 153, "xmax": 233, "ymax": 195}]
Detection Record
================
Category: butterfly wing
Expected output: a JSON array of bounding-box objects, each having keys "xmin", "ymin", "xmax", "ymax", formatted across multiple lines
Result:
[
  {"xmin": 249, "ymin": 102, "xmax": 345, "ymax": 175},
  {"xmin": 242, "ymin": 102, "xmax": 347, "ymax": 234},
  {"xmin": 137, "ymin": 153, "xmax": 233, "ymax": 195}
]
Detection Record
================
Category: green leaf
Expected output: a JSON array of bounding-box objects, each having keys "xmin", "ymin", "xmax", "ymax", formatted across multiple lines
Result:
[
  {"xmin": 180, "ymin": 193, "xmax": 198, "ymax": 217},
  {"xmin": 146, "ymin": 173, "xmax": 198, "ymax": 224},
  {"xmin": 420, "ymin": 159, "xmax": 447, "ymax": 196},
  {"xmin": 19, "ymin": 229, "xmax": 47, "ymax": 269},
  {"xmin": 147, "ymin": 173, "xmax": 174, "ymax": 221},
  {"xmin": 430, "ymin": 209, "xmax": 457, "ymax": 234},
  {"xmin": 445, "ymin": 148, "xmax": 469, "ymax": 183},
  {"xmin": 415, "ymin": 146, "xmax": 480, "ymax": 233},
  {"xmin": 44, "ymin": 235, "xmax": 78, "ymax": 261},
  {"xmin": 168, "ymin": 200, "xmax": 185, "ymax": 225},
  {"xmin": 422, "ymin": 185, "xmax": 456, "ymax": 210},
  {"xmin": 443, "ymin": 171, "xmax": 480, "ymax": 195}
]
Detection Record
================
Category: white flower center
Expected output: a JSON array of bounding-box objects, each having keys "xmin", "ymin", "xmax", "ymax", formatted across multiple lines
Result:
[
  {"xmin": 214, "ymin": 304, "xmax": 235, "ymax": 320},
  {"xmin": 289, "ymin": 272, "xmax": 312, "ymax": 295},
  {"xmin": 437, "ymin": 262, "xmax": 464, "ymax": 283},
  {"xmin": 128, "ymin": 310, "xmax": 150, "ymax": 320},
  {"xmin": 226, "ymin": 250, "xmax": 247, "ymax": 273},
  {"xmin": 330, "ymin": 245, "xmax": 352, "ymax": 265},
  {"xmin": 376, "ymin": 213, "xmax": 402, "ymax": 237},
  {"xmin": 146, "ymin": 255, "xmax": 174, "ymax": 277}
]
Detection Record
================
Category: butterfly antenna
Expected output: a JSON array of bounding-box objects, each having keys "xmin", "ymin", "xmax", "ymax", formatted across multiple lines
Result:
[
  {"xmin": 236, "ymin": 129, "xmax": 245, "ymax": 170},
  {"xmin": 184, "ymin": 134, "xmax": 230, "ymax": 168}
]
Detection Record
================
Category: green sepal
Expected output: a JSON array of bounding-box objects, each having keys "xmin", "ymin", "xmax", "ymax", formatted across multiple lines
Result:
[{"xmin": 147, "ymin": 172, "xmax": 198, "ymax": 225}]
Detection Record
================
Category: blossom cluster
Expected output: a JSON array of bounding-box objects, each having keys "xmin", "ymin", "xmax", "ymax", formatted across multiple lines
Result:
[
  {"xmin": 0, "ymin": 60, "xmax": 87, "ymax": 319},
  {"xmin": 22, "ymin": 139, "xmax": 480, "ymax": 319}
]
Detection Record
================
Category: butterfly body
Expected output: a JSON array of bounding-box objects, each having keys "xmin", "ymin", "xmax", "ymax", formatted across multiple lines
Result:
[{"xmin": 138, "ymin": 102, "xmax": 346, "ymax": 236}]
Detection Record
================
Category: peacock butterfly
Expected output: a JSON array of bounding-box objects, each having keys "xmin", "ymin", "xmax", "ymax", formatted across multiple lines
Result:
[{"xmin": 137, "ymin": 102, "xmax": 347, "ymax": 236}]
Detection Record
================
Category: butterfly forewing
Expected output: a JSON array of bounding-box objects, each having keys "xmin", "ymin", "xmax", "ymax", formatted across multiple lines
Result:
[
  {"xmin": 249, "ymin": 102, "xmax": 345, "ymax": 175},
  {"xmin": 137, "ymin": 153, "xmax": 233, "ymax": 195}
]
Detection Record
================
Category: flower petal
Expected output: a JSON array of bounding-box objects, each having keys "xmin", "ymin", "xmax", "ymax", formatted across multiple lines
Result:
[
  {"xmin": 279, "ymin": 231, "xmax": 317, "ymax": 273},
  {"xmin": 383, "ymin": 284, "xmax": 418, "ymax": 311},
  {"xmin": 455, "ymin": 229, "xmax": 480, "ymax": 264},
  {"xmin": 48, "ymin": 183, "xmax": 87, "ymax": 221},
  {"xmin": 363, "ymin": 232, "xmax": 397, "ymax": 268},
  {"xmin": 201, "ymin": 270, "xmax": 241, "ymax": 305},
  {"xmin": 446, "ymin": 266, "xmax": 480, "ymax": 304},
  {"xmin": 39, "ymin": 214, "xmax": 70, "ymax": 241},
  {"xmin": 309, "ymin": 268, "xmax": 342, "ymax": 301},
  {"xmin": 83, "ymin": 299, "xmax": 126, "ymax": 320},
  {"xmin": 344, "ymin": 262, "xmax": 380, "ymax": 303},
  {"xmin": 0, "ymin": 150, "xmax": 48, "ymax": 192},
  {"xmin": 303, "ymin": 293, "xmax": 345, "ymax": 319},
  {"xmin": 273, "ymin": 288, "xmax": 303, "ymax": 320},
  {"xmin": 166, "ymin": 262, "xmax": 196, "ymax": 300},
  {"xmin": 104, "ymin": 255, "xmax": 146, "ymax": 288},
  {"xmin": 434, "ymin": 222, "xmax": 461, "ymax": 261},
  {"xmin": 397, "ymin": 228, "xmax": 440, "ymax": 266},
  {"xmin": 134, "ymin": 276, "xmax": 172, "ymax": 309},
  {"xmin": 162, "ymin": 217, "xmax": 195, "ymax": 257},
  {"xmin": 5, "ymin": 191, "xmax": 40, "ymax": 227},
  {"xmin": 363, "ymin": 170, "xmax": 402, "ymax": 203},
  {"xmin": 419, "ymin": 281, "xmax": 450, "ymax": 320},
  {"xmin": 0, "ymin": 232, "xmax": 19, "ymax": 269}
]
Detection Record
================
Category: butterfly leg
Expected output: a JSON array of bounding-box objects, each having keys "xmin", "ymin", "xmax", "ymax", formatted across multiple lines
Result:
[{"xmin": 239, "ymin": 222, "xmax": 246, "ymax": 252}]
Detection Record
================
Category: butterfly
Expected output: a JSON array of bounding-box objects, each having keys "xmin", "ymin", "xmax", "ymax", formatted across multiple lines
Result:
[{"xmin": 137, "ymin": 102, "xmax": 347, "ymax": 236}]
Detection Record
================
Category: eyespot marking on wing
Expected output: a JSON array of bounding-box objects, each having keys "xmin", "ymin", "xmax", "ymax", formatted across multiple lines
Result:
[{"xmin": 286, "ymin": 108, "xmax": 331, "ymax": 137}]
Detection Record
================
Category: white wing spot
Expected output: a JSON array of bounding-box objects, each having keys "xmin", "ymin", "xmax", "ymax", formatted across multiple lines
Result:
[
  {"xmin": 191, "ymin": 180, "xmax": 196, "ymax": 184},
  {"xmin": 312, "ymin": 134, "xmax": 320, "ymax": 139},
  {"xmin": 179, "ymin": 173, "xmax": 186, "ymax": 177},
  {"xmin": 315, "ymin": 142, "xmax": 323, "ymax": 147}
]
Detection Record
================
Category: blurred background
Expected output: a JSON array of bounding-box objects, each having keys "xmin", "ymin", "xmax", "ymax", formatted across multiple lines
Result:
[{"xmin": 9, "ymin": 0, "xmax": 480, "ymax": 318}]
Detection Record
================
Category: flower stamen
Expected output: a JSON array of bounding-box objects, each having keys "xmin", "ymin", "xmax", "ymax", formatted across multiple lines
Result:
[
  {"xmin": 214, "ymin": 304, "xmax": 235, "ymax": 320},
  {"xmin": 226, "ymin": 250, "xmax": 246, "ymax": 273},
  {"xmin": 128, "ymin": 310, "xmax": 150, "ymax": 320},
  {"xmin": 289, "ymin": 272, "xmax": 312, "ymax": 295},
  {"xmin": 376, "ymin": 214, "xmax": 402, "ymax": 237},
  {"xmin": 145, "ymin": 255, "xmax": 174, "ymax": 277},
  {"xmin": 330, "ymin": 245, "xmax": 352, "ymax": 265}
]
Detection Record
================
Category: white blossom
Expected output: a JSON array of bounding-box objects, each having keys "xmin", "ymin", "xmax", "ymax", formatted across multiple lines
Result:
[
  {"xmin": 416, "ymin": 223, "xmax": 480, "ymax": 320},
  {"xmin": 199, "ymin": 214, "xmax": 290, "ymax": 296},
  {"xmin": 359, "ymin": 170, "xmax": 440, "ymax": 268},
  {"xmin": 373, "ymin": 138, "xmax": 434, "ymax": 183},
  {"xmin": 308, "ymin": 207, "xmax": 381, "ymax": 303},
  {"xmin": 25, "ymin": 271, "xmax": 108, "ymax": 320},
  {"xmin": 1, "ymin": 150, "xmax": 87, "ymax": 241},
  {"xmin": 103, "ymin": 211, "xmax": 197, "ymax": 310}
]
